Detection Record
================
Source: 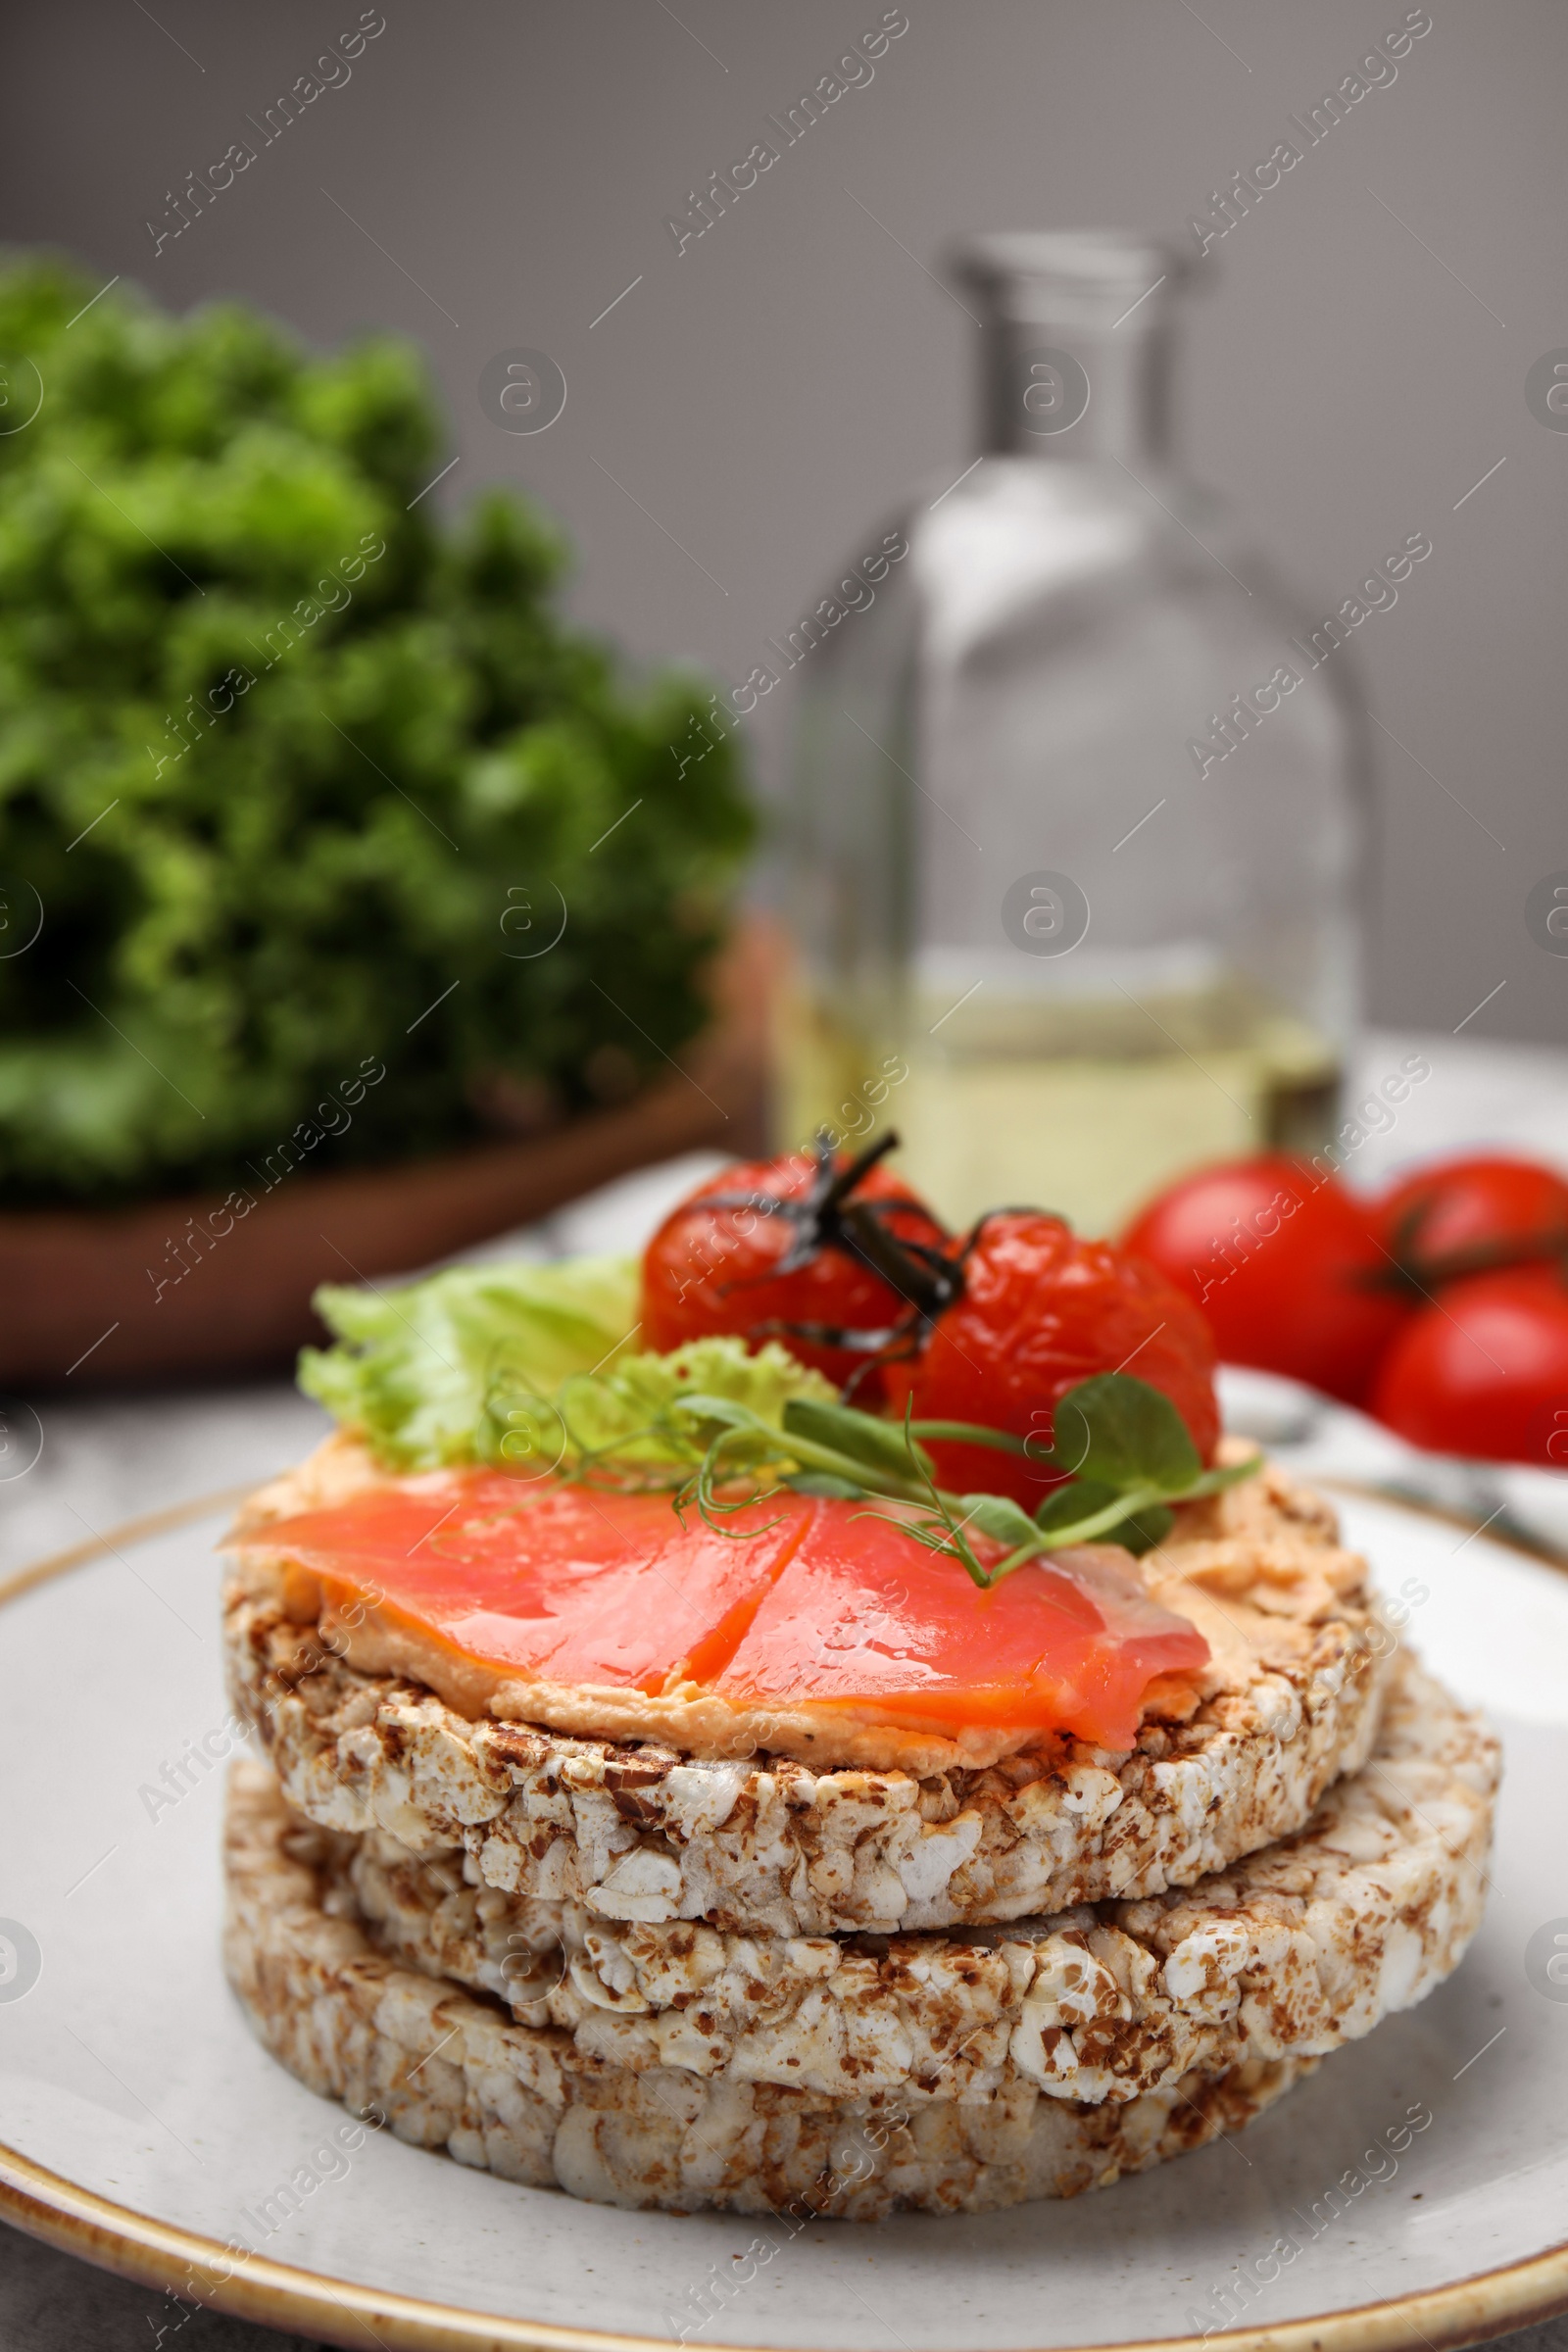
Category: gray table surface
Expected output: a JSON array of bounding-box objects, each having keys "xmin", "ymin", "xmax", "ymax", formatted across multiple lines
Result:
[{"xmin": 5, "ymin": 1073, "xmax": 1568, "ymax": 2349}]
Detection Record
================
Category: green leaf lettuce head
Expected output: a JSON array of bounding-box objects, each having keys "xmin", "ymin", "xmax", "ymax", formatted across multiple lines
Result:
[{"xmin": 0, "ymin": 258, "xmax": 755, "ymax": 1205}]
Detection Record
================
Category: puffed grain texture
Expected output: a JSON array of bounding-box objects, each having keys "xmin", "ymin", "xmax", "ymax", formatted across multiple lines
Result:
[
  {"xmin": 323, "ymin": 1653, "xmax": 1497, "ymax": 2108},
  {"xmin": 224, "ymin": 1762, "xmax": 1313, "ymax": 2217}
]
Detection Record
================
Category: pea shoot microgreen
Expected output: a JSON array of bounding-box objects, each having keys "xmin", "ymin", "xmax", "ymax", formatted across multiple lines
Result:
[{"xmin": 498, "ymin": 1342, "xmax": 1257, "ymax": 1590}]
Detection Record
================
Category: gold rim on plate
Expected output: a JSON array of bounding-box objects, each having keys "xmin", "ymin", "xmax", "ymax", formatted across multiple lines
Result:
[{"xmin": 1, "ymin": 1485, "xmax": 1565, "ymax": 2352}]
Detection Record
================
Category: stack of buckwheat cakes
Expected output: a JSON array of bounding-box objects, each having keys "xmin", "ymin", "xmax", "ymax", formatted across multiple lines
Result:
[{"xmin": 221, "ymin": 1444, "xmax": 1497, "ymax": 2218}]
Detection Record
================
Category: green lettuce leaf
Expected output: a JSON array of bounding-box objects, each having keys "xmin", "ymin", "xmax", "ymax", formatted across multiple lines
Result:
[
  {"xmin": 299, "ymin": 1253, "xmax": 641, "ymax": 1469},
  {"xmin": 543, "ymin": 1339, "xmax": 838, "ymax": 1482}
]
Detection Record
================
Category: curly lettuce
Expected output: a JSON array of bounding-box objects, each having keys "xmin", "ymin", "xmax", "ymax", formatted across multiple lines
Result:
[
  {"xmin": 298, "ymin": 1257, "xmax": 838, "ymax": 1475},
  {"xmin": 299, "ymin": 1253, "xmax": 641, "ymax": 1469},
  {"xmin": 0, "ymin": 258, "xmax": 753, "ymax": 1205},
  {"xmin": 526, "ymin": 1337, "xmax": 838, "ymax": 1485}
]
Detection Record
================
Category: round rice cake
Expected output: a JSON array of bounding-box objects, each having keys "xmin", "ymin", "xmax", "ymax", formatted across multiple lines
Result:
[
  {"xmin": 224, "ymin": 1760, "xmax": 1313, "ymax": 2218},
  {"xmin": 296, "ymin": 1652, "xmax": 1498, "ymax": 2110},
  {"xmin": 224, "ymin": 1448, "xmax": 1396, "ymax": 1934}
]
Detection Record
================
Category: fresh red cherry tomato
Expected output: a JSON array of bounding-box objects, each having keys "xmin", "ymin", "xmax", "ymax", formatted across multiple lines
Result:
[
  {"xmin": 1370, "ymin": 1265, "xmax": 1568, "ymax": 1464},
  {"xmin": 1376, "ymin": 1155, "xmax": 1568, "ymax": 1283},
  {"xmin": 1120, "ymin": 1153, "xmax": 1409, "ymax": 1405},
  {"xmin": 640, "ymin": 1136, "xmax": 953, "ymax": 1395},
  {"xmin": 883, "ymin": 1212, "xmax": 1219, "ymax": 1509}
]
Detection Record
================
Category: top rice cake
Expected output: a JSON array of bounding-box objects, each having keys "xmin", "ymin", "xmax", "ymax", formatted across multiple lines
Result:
[{"xmin": 223, "ymin": 1433, "xmax": 1392, "ymax": 1936}]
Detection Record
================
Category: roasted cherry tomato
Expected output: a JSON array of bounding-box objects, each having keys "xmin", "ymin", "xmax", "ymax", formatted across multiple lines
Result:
[
  {"xmin": 1376, "ymin": 1155, "xmax": 1568, "ymax": 1284},
  {"xmin": 1120, "ymin": 1153, "xmax": 1409, "ymax": 1405},
  {"xmin": 1370, "ymin": 1265, "xmax": 1568, "ymax": 1464},
  {"xmin": 640, "ymin": 1135, "xmax": 953, "ymax": 1395},
  {"xmin": 883, "ymin": 1211, "xmax": 1220, "ymax": 1508}
]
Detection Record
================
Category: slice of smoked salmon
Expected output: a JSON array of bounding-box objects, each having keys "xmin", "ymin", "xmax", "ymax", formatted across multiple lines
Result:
[
  {"xmin": 235, "ymin": 1472, "xmax": 1207, "ymax": 1755},
  {"xmin": 242, "ymin": 1471, "xmax": 808, "ymax": 1696},
  {"xmin": 711, "ymin": 1506, "xmax": 1207, "ymax": 1751}
]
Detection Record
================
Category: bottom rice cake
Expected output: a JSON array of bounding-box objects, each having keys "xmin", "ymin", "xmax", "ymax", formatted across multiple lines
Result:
[
  {"xmin": 225, "ymin": 1759, "xmax": 1314, "ymax": 2217},
  {"xmin": 291, "ymin": 1652, "xmax": 1499, "ymax": 2111}
]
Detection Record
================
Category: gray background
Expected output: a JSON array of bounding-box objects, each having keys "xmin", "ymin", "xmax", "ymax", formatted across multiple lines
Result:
[{"xmin": 2, "ymin": 0, "xmax": 1563, "ymax": 1043}]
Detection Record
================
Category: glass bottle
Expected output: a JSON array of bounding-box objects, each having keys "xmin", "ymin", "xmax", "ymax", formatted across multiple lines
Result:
[{"xmin": 778, "ymin": 230, "xmax": 1366, "ymax": 1236}]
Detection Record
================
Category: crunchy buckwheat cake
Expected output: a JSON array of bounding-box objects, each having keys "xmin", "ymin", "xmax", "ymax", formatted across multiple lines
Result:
[
  {"xmin": 281, "ymin": 1653, "xmax": 1499, "ymax": 2111},
  {"xmin": 224, "ymin": 1760, "xmax": 1315, "ymax": 2217},
  {"xmin": 225, "ymin": 1440, "xmax": 1394, "ymax": 1934}
]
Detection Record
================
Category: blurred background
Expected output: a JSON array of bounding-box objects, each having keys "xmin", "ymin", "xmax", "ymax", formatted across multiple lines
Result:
[
  {"xmin": 5, "ymin": 0, "xmax": 1563, "ymax": 1025},
  {"xmin": 1, "ymin": 0, "xmax": 1566, "ymax": 1398}
]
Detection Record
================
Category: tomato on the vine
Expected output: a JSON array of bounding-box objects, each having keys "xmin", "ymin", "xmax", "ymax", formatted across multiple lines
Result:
[
  {"xmin": 1375, "ymin": 1155, "xmax": 1568, "ymax": 1284},
  {"xmin": 1370, "ymin": 1265, "xmax": 1568, "ymax": 1464},
  {"xmin": 883, "ymin": 1211, "xmax": 1219, "ymax": 1508},
  {"xmin": 1120, "ymin": 1153, "xmax": 1408, "ymax": 1404},
  {"xmin": 640, "ymin": 1136, "xmax": 953, "ymax": 1395}
]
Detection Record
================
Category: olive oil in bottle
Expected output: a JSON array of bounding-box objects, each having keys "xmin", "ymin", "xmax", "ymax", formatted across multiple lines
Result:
[{"xmin": 780, "ymin": 232, "xmax": 1363, "ymax": 1230}]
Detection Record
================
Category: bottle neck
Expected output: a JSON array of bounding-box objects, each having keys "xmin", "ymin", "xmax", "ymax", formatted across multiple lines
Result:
[{"xmin": 976, "ymin": 313, "xmax": 1174, "ymax": 463}]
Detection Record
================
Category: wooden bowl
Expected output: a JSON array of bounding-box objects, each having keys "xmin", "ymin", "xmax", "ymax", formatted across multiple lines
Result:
[{"xmin": 1, "ymin": 923, "xmax": 773, "ymax": 1389}]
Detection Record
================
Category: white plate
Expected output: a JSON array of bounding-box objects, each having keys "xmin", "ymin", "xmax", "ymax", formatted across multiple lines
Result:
[{"xmin": 1, "ymin": 1486, "xmax": 1566, "ymax": 2352}]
